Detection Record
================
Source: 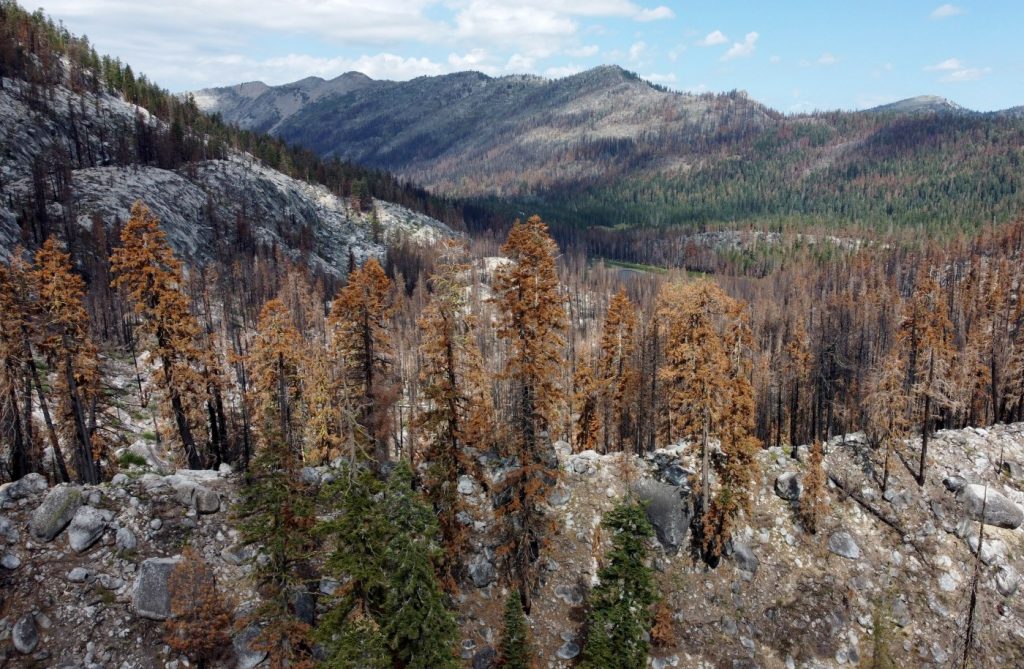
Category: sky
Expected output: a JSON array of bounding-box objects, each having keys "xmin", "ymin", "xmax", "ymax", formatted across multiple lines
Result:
[{"xmin": 39, "ymin": 0, "xmax": 1024, "ymax": 112}]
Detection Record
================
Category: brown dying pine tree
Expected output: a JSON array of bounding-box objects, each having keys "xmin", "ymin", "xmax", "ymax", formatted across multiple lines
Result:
[
  {"xmin": 596, "ymin": 287, "xmax": 639, "ymax": 454},
  {"xmin": 799, "ymin": 440, "xmax": 828, "ymax": 533},
  {"xmin": 896, "ymin": 274, "xmax": 956, "ymax": 486},
  {"xmin": 110, "ymin": 202, "xmax": 213, "ymax": 469},
  {"xmin": 416, "ymin": 240, "xmax": 494, "ymax": 587},
  {"xmin": 33, "ymin": 237, "xmax": 103, "ymax": 483},
  {"xmin": 164, "ymin": 546, "xmax": 235, "ymax": 668},
  {"xmin": 328, "ymin": 257, "xmax": 396, "ymax": 466},
  {"xmin": 657, "ymin": 280, "xmax": 760, "ymax": 560},
  {"xmin": 492, "ymin": 215, "xmax": 566, "ymax": 611},
  {"xmin": 0, "ymin": 253, "xmax": 72, "ymax": 482}
]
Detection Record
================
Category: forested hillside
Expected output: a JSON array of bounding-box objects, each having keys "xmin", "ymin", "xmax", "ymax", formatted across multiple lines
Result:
[{"xmin": 199, "ymin": 67, "xmax": 1024, "ymax": 240}]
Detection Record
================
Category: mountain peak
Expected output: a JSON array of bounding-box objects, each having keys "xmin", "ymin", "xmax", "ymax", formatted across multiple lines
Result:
[{"xmin": 867, "ymin": 95, "xmax": 965, "ymax": 114}]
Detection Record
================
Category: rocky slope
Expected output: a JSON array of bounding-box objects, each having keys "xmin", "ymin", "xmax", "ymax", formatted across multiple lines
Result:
[
  {"xmin": 2, "ymin": 422, "xmax": 1021, "ymax": 668},
  {"xmin": 0, "ymin": 75, "xmax": 453, "ymax": 273}
]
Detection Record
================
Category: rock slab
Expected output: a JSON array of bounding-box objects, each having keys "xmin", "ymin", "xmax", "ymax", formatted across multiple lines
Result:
[
  {"xmin": 958, "ymin": 484, "xmax": 1023, "ymax": 529},
  {"xmin": 132, "ymin": 556, "xmax": 182, "ymax": 620}
]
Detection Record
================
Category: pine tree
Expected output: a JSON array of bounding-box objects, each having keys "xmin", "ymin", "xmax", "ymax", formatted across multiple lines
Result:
[
  {"xmin": 580, "ymin": 501, "xmax": 658, "ymax": 669},
  {"xmin": 164, "ymin": 546, "xmax": 234, "ymax": 668},
  {"xmin": 799, "ymin": 440, "xmax": 828, "ymax": 533},
  {"xmin": 596, "ymin": 287, "xmax": 639, "ymax": 454},
  {"xmin": 33, "ymin": 237, "xmax": 103, "ymax": 483},
  {"xmin": 380, "ymin": 462, "xmax": 460, "ymax": 669},
  {"xmin": 864, "ymin": 354, "xmax": 909, "ymax": 493},
  {"xmin": 497, "ymin": 591, "xmax": 533, "ymax": 669},
  {"xmin": 416, "ymin": 241, "xmax": 493, "ymax": 580},
  {"xmin": 329, "ymin": 257, "xmax": 396, "ymax": 465},
  {"xmin": 657, "ymin": 280, "xmax": 760, "ymax": 559},
  {"xmin": 317, "ymin": 467, "xmax": 390, "ymax": 669},
  {"xmin": 110, "ymin": 202, "xmax": 214, "ymax": 469},
  {"xmin": 896, "ymin": 275, "xmax": 956, "ymax": 486},
  {"xmin": 492, "ymin": 215, "xmax": 566, "ymax": 610},
  {"xmin": 236, "ymin": 299, "xmax": 316, "ymax": 669},
  {"xmin": 573, "ymin": 355, "xmax": 600, "ymax": 452}
]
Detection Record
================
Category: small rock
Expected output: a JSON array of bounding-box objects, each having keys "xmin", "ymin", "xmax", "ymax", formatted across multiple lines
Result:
[
  {"xmin": 150, "ymin": 518, "xmax": 163, "ymax": 531},
  {"xmin": 457, "ymin": 475, "xmax": 477, "ymax": 495},
  {"xmin": 995, "ymin": 565, "xmax": 1019, "ymax": 597},
  {"xmin": 13, "ymin": 614, "xmax": 39, "ymax": 654},
  {"xmin": 468, "ymin": 554, "xmax": 495, "ymax": 588},
  {"xmin": 556, "ymin": 640, "xmax": 580, "ymax": 660},
  {"xmin": 221, "ymin": 544, "xmax": 253, "ymax": 566},
  {"xmin": 110, "ymin": 473, "xmax": 128, "ymax": 486},
  {"xmin": 663, "ymin": 464, "xmax": 692, "ymax": 488},
  {"xmin": 774, "ymin": 472, "xmax": 803, "ymax": 501},
  {"xmin": 938, "ymin": 572, "xmax": 959, "ymax": 592},
  {"xmin": 943, "ymin": 474, "xmax": 968, "ymax": 493},
  {"xmin": 553, "ymin": 584, "xmax": 584, "ymax": 606},
  {"xmin": 0, "ymin": 515, "xmax": 19, "ymax": 543},
  {"xmin": 549, "ymin": 487, "xmax": 571, "ymax": 506},
  {"xmin": 828, "ymin": 531, "xmax": 861, "ymax": 560},
  {"xmin": 299, "ymin": 467, "xmax": 321, "ymax": 486},
  {"xmin": 472, "ymin": 646, "xmax": 497, "ymax": 669},
  {"xmin": 732, "ymin": 542, "xmax": 759, "ymax": 574},
  {"xmin": 116, "ymin": 527, "xmax": 137, "ymax": 552},
  {"xmin": 1, "ymin": 552, "xmax": 21, "ymax": 569},
  {"xmin": 68, "ymin": 506, "xmax": 109, "ymax": 553},
  {"xmin": 68, "ymin": 567, "xmax": 93, "ymax": 583},
  {"xmin": 29, "ymin": 484, "xmax": 83, "ymax": 541}
]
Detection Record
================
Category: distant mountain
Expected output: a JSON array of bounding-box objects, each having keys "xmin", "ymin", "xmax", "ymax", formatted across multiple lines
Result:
[
  {"xmin": 193, "ymin": 71, "xmax": 382, "ymax": 134},
  {"xmin": 195, "ymin": 66, "xmax": 1024, "ymax": 233},
  {"xmin": 865, "ymin": 95, "xmax": 965, "ymax": 115}
]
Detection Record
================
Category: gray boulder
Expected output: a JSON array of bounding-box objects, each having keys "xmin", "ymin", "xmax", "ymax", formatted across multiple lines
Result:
[
  {"xmin": 468, "ymin": 554, "xmax": 496, "ymax": 588},
  {"xmin": 68, "ymin": 567, "xmax": 93, "ymax": 583},
  {"xmin": 1, "ymin": 553, "xmax": 20, "ymax": 569},
  {"xmin": 943, "ymin": 474, "xmax": 968, "ymax": 493},
  {"xmin": 132, "ymin": 556, "xmax": 182, "ymax": 620},
  {"xmin": 29, "ymin": 484, "xmax": 83, "ymax": 541},
  {"xmin": 115, "ymin": 527, "xmax": 137, "ymax": 552},
  {"xmin": 774, "ymin": 472, "xmax": 803, "ymax": 501},
  {"xmin": 472, "ymin": 647, "xmax": 497, "ymax": 669},
  {"xmin": 12, "ymin": 614, "xmax": 38, "ymax": 654},
  {"xmin": 635, "ymin": 479, "xmax": 690, "ymax": 553},
  {"xmin": 958, "ymin": 484, "xmax": 1023, "ymax": 529},
  {"xmin": 0, "ymin": 472, "xmax": 47, "ymax": 501},
  {"xmin": 828, "ymin": 531, "xmax": 861, "ymax": 560},
  {"xmin": 234, "ymin": 623, "xmax": 268, "ymax": 669},
  {"xmin": 67, "ymin": 506, "xmax": 110, "ymax": 553},
  {"xmin": 556, "ymin": 640, "xmax": 581, "ymax": 660},
  {"xmin": 996, "ymin": 565, "xmax": 1019, "ymax": 597},
  {"xmin": 0, "ymin": 515, "xmax": 18, "ymax": 543},
  {"xmin": 663, "ymin": 464, "xmax": 693, "ymax": 489},
  {"xmin": 732, "ymin": 542, "xmax": 759, "ymax": 574},
  {"xmin": 175, "ymin": 483, "xmax": 221, "ymax": 514}
]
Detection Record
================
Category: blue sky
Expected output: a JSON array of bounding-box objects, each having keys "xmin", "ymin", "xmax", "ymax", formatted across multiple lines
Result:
[{"xmin": 41, "ymin": 1, "xmax": 1024, "ymax": 111}]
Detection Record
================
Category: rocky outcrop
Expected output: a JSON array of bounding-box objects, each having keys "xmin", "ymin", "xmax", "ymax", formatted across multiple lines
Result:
[{"xmin": 635, "ymin": 479, "xmax": 690, "ymax": 553}]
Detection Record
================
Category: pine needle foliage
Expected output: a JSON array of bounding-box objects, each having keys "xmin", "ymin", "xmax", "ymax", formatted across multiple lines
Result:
[
  {"xmin": 498, "ymin": 590, "xmax": 533, "ymax": 669},
  {"xmin": 580, "ymin": 501, "xmax": 658, "ymax": 669}
]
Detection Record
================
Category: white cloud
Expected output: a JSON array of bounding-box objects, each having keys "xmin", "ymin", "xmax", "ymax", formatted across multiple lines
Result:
[
  {"xmin": 925, "ymin": 57, "xmax": 991, "ymax": 82},
  {"xmin": 643, "ymin": 72, "xmax": 677, "ymax": 84},
  {"xmin": 697, "ymin": 30, "xmax": 728, "ymax": 47},
  {"xmin": 817, "ymin": 52, "xmax": 837, "ymax": 66},
  {"xmin": 628, "ymin": 40, "xmax": 648, "ymax": 62},
  {"xmin": 447, "ymin": 49, "xmax": 496, "ymax": 72},
  {"xmin": 635, "ymin": 5, "xmax": 674, "ymax": 21},
  {"xmin": 505, "ymin": 53, "xmax": 536, "ymax": 71},
  {"xmin": 722, "ymin": 32, "xmax": 758, "ymax": 61},
  {"xmin": 930, "ymin": 3, "xmax": 964, "ymax": 19},
  {"xmin": 260, "ymin": 53, "xmax": 446, "ymax": 82}
]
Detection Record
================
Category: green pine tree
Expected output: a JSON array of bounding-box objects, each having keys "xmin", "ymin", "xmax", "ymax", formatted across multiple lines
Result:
[
  {"xmin": 316, "ymin": 466, "xmax": 390, "ymax": 668},
  {"xmin": 579, "ymin": 501, "xmax": 658, "ymax": 669},
  {"xmin": 380, "ymin": 462, "xmax": 460, "ymax": 669},
  {"xmin": 498, "ymin": 591, "xmax": 533, "ymax": 669},
  {"xmin": 234, "ymin": 444, "xmax": 316, "ymax": 668}
]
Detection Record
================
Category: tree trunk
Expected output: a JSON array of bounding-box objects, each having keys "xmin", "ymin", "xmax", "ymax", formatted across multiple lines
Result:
[
  {"xmin": 64, "ymin": 352, "xmax": 98, "ymax": 484},
  {"xmin": 26, "ymin": 356, "xmax": 70, "ymax": 482}
]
